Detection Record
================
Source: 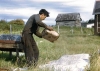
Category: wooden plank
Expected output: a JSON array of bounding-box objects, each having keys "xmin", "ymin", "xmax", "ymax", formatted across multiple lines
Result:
[
  {"xmin": 0, "ymin": 40, "xmax": 21, "ymax": 44},
  {"xmin": 0, "ymin": 43, "xmax": 23, "ymax": 49},
  {"xmin": 0, "ymin": 43, "xmax": 16, "ymax": 48}
]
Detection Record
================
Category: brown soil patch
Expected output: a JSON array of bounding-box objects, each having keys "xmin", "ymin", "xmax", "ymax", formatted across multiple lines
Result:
[{"xmin": 0, "ymin": 68, "xmax": 9, "ymax": 71}]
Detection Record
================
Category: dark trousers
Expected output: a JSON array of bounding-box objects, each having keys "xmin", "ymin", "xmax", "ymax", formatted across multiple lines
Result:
[{"xmin": 22, "ymin": 32, "xmax": 39, "ymax": 67}]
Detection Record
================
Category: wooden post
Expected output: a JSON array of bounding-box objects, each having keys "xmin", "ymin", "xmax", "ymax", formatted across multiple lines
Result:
[
  {"xmin": 2, "ymin": 51, "xmax": 3, "ymax": 55},
  {"xmin": 71, "ymin": 26, "xmax": 74, "ymax": 34},
  {"xmin": 58, "ymin": 25, "xmax": 59, "ymax": 33},
  {"xmin": 16, "ymin": 44, "xmax": 19, "ymax": 58},
  {"xmin": 16, "ymin": 44, "xmax": 19, "ymax": 64},
  {"xmin": 81, "ymin": 27, "xmax": 83, "ymax": 34},
  {"xmin": 1, "ymin": 51, "xmax": 3, "ymax": 58},
  {"xmin": 10, "ymin": 24, "xmax": 12, "ymax": 35},
  {"xmin": 9, "ymin": 51, "xmax": 12, "ymax": 58},
  {"xmin": 97, "ymin": 15, "xmax": 99, "ymax": 33},
  {"xmin": 72, "ymin": 28, "xmax": 73, "ymax": 34}
]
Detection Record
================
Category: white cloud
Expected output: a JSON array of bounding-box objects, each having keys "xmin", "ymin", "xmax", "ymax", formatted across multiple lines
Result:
[
  {"xmin": 32, "ymin": 0, "xmax": 95, "ymax": 21},
  {"xmin": 80, "ymin": 12, "xmax": 94, "ymax": 21},
  {"xmin": 0, "ymin": 7, "xmax": 39, "ymax": 17},
  {"xmin": 31, "ymin": 0, "xmax": 94, "ymax": 12},
  {"xmin": 0, "ymin": 7, "xmax": 60, "ymax": 19},
  {"xmin": 62, "ymin": 0, "xmax": 95, "ymax": 12},
  {"xmin": 32, "ymin": 0, "xmax": 73, "ymax": 2},
  {"xmin": 60, "ymin": 0, "xmax": 95, "ymax": 21},
  {"xmin": 0, "ymin": 6, "xmax": 61, "ymax": 25}
]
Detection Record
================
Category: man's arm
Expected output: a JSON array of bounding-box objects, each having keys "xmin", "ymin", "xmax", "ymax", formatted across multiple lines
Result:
[
  {"xmin": 37, "ymin": 21, "xmax": 47, "ymax": 28},
  {"xmin": 37, "ymin": 21, "xmax": 53, "ymax": 31},
  {"xmin": 34, "ymin": 27, "xmax": 42, "ymax": 38},
  {"xmin": 34, "ymin": 31, "xmax": 42, "ymax": 38}
]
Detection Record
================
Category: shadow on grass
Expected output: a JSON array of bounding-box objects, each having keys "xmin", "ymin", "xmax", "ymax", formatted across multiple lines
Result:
[
  {"xmin": 0, "ymin": 52, "xmax": 16, "ymax": 61},
  {"xmin": 0, "ymin": 52, "xmax": 26, "ymax": 67}
]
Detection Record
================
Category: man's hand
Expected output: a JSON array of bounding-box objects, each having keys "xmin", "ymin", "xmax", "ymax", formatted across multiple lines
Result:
[{"xmin": 47, "ymin": 26, "xmax": 53, "ymax": 31}]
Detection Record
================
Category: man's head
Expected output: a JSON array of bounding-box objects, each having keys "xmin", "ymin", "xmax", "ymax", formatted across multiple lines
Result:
[{"xmin": 39, "ymin": 9, "xmax": 49, "ymax": 20}]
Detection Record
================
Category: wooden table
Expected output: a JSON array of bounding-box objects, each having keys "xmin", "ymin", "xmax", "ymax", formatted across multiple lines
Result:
[{"xmin": 0, "ymin": 40, "xmax": 23, "ymax": 58}]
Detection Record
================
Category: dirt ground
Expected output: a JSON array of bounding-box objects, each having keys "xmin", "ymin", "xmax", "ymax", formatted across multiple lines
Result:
[{"xmin": 0, "ymin": 68, "xmax": 10, "ymax": 71}]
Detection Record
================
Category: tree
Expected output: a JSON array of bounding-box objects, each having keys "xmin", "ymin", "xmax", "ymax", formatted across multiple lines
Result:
[
  {"xmin": 88, "ymin": 19, "xmax": 95, "ymax": 23},
  {"xmin": 0, "ymin": 19, "xmax": 7, "ymax": 24}
]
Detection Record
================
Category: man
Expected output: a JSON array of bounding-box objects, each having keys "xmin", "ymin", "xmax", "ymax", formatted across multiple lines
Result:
[{"xmin": 22, "ymin": 9, "xmax": 53, "ymax": 67}]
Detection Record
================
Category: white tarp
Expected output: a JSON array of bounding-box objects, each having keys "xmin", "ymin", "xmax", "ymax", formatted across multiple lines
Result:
[{"xmin": 39, "ymin": 54, "xmax": 90, "ymax": 71}]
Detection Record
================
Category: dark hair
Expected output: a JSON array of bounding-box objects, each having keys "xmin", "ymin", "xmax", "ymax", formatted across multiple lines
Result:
[{"xmin": 39, "ymin": 9, "xmax": 49, "ymax": 17}]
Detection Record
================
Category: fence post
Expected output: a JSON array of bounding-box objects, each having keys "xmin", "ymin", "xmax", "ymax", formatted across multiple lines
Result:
[
  {"xmin": 58, "ymin": 25, "xmax": 59, "ymax": 33},
  {"xmin": 71, "ymin": 26, "xmax": 74, "ymax": 34},
  {"xmin": 81, "ymin": 27, "xmax": 83, "ymax": 34},
  {"xmin": 10, "ymin": 24, "xmax": 12, "ymax": 35}
]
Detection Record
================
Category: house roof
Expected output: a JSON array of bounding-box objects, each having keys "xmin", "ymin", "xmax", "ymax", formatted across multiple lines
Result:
[
  {"xmin": 55, "ymin": 13, "xmax": 82, "ymax": 22},
  {"xmin": 93, "ymin": 1, "xmax": 100, "ymax": 15}
]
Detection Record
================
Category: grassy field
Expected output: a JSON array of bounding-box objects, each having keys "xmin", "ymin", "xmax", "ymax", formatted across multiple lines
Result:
[{"xmin": 0, "ymin": 26, "xmax": 100, "ymax": 71}]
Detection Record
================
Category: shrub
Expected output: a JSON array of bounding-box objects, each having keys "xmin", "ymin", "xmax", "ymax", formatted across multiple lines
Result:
[
  {"xmin": 0, "ymin": 19, "xmax": 7, "ymax": 24},
  {"xmin": 8, "ymin": 19, "xmax": 24, "ymax": 25}
]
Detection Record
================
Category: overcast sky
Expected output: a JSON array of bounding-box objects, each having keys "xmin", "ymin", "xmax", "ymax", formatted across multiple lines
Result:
[{"xmin": 0, "ymin": 0, "xmax": 96, "ymax": 25}]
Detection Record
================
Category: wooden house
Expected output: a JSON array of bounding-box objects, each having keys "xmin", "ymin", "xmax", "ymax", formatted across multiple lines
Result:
[
  {"xmin": 55, "ymin": 13, "xmax": 82, "ymax": 27},
  {"xmin": 93, "ymin": 0, "xmax": 100, "ymax": 35}
]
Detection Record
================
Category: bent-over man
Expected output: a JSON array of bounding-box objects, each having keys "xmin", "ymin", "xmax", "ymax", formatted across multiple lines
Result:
[{"xmin": 22, "ymin": 9, "xmax": 53, "ymax": 67}]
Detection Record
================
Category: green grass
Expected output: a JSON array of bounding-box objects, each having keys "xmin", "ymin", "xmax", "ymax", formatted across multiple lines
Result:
[{"xmin": 0, "ymin": 26, "xmax": 100, "ymax": 71}]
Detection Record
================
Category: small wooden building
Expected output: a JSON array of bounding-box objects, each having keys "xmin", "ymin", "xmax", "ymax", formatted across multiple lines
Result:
[
  {"xmin": 55, "ymin": 13, "xmax": 82, "ymax": 27},
  {"xmin": 93, "ymin": 0, "xmax": 100, "ymax": 35}
]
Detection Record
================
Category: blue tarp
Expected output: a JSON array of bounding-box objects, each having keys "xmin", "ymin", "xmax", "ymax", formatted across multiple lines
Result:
[{"xmin": 0, "ymin": 34, "xmax": 21, "ymax": 41}]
